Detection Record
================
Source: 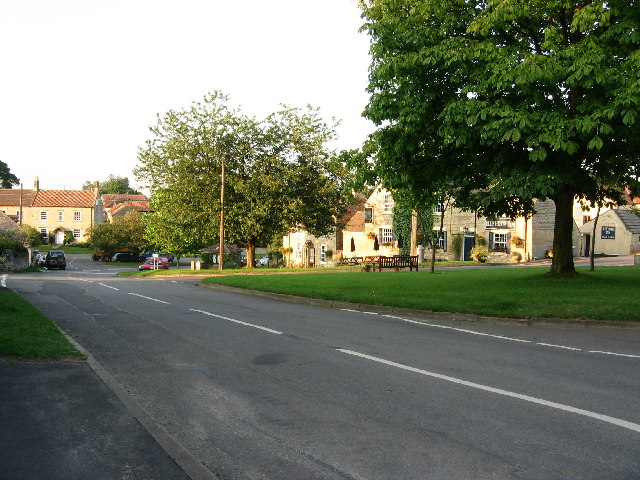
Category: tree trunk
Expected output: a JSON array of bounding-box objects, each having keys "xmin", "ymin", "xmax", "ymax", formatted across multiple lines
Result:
[
  {"xmin": 590, "ymin": 205, "xmax": 601, "ymax": 272},
  {"xmin": 550, "ymin": 190, "xmax": 577, "ymax": 275},
  {"xmin": 244, "ymin": 238, "xmax": 256, "ymax": 269}
]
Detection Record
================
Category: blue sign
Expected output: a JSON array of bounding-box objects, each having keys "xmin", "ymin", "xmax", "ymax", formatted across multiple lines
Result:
[{"xmin": 601, "ymin": 226, "xmax": 616, "ymax": 239}]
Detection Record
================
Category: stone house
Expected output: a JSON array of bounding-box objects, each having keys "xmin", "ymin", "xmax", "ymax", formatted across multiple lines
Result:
[
  {"xmin": 0, "ymin": 178, "xmax": 103, "ymax": 244},
  {"xmin": 101, "ymin": 194, "xmax": 150, "ymax": 222},
  {"xmin": 579, "ymin": 208, "xmax": 640, "ymax": 256},
  {"xmin": 282, "ymin": 188, "xmax": 402, "ymax": 266},
  {"xmin": 430, "ymin": 198, "xmax": 589, "ymax": 262}
]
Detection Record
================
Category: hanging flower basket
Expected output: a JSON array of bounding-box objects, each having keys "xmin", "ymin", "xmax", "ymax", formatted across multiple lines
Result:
[
  {"xmin": 511, "ymin": 235, "xmax": 523, "ymax": 247},
  {"xmin": 367, "ymin": 232, "xmax": 377, "ymax": 240}
]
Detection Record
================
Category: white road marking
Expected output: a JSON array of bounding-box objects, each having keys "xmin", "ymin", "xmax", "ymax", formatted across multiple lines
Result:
[
  {"xmin": 338, "ymin": 349, "xmax": 640, "ymax": 434},
  {"xmin": 128, "ymin": 293, "xmax": 169, "ymax": 304},
  {"xmin": 379, "ymin": 313, "xmax": 533, "ymax": 343},
  {"xmin": 537, "ymin": 343, "xmax": 581, "ymax": 351},
  {"xmin": 190, "ymin": 309, "xmax": 282, "ymax": 335},
  {"xmin": 1, "ymin": 274, "xmax": 7, "ymax": 288},
  {"xmin": 356, "ymin": 312, "xmax": 639, "ymax": 360},
  {"xmin": 98, "ymin": 283, "xmax": 119, "ymax": 291},
  {"xmin": 589, "ymin": 350, "xmax": 640, "ymax": 359}
]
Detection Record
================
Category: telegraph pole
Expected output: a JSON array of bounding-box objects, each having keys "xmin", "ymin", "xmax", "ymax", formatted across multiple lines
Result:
[{"xmin": 219, "ymin": 157, "xmax": 225, "ymax": 270}]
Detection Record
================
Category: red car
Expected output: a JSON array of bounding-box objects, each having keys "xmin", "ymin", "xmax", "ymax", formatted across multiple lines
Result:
[{"xmin": 138, "ymin": 257, "xmax": 170, "ymax": 271}]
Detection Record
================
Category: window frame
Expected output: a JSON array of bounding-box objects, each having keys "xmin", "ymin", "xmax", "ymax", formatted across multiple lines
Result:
[
  {"xmin": 40, "ymin": 211, "xmax": 48, "ymax": 221},
  {"xmin": 73, "ymin": 210, "xmax": 82, "ymax": 221},
  {"xmin": 382, "ymin": 194, "xmax": 394, "ymax": 214},
  {"xmin": 378, "ymin": 226, "xmax": 394, "ymax": 244},
  {"xmin": 73, "ymin": 228, "xmax": 81, "ymax": 239}
]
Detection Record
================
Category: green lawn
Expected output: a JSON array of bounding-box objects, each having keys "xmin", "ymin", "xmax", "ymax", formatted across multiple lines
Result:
[
  {"xmin": 0, "ymin": 291, "xmax": 84, "ymax": 359},
  {"xmin": 201, "ymin": 266, "xmax": 640, "ymax": 322}
]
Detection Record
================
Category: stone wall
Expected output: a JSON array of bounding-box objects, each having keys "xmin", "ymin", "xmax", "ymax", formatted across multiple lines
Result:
[{"xmin": 0, "ymin": 249, "xmax": 29, "ymax": 272}]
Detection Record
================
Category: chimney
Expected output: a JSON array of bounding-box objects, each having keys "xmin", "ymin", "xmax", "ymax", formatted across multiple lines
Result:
[
  {"xmin": 93, "ymin": 180, "xmax": 100, "ymax": 193},
  {"xmin": 34, "ymin": 177, "xmax": 40, "ymax": 191}
]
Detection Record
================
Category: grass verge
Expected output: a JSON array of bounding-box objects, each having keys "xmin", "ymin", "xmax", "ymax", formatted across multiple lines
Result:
[
  {"xmin": 201, "ymin": 266, "xmax": 640, "ymax": 322},
  {"xmin": 0, "ymin": 291, "xmax": 84, "ymax": 360}
]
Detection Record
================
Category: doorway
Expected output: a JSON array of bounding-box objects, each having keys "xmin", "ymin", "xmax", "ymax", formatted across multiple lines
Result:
[{"xmin": 463, "ymin": 235, "xmax": 475, "ymax": 261}]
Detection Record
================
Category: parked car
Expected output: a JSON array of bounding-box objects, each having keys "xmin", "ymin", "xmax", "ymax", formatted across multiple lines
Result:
[
  {"xmin": 112, "ymin": 252, "xmax": 138, "ymax": 262},
  {"xmin": 257, "ymin": 255, "xmax": 270, "ymax": 266},
  {"xmin": 33, "ymin": 250, "xmax": 45, "ymax": 267},
  {"xmin": 45, "ymin": 250, "xmax": 66, "ymax": 270},
  {"xmin": 138, "ymin": 257, "xmax": 170, "ymax": 271},
  {"xmin": 138, "ymin": 251, "xmax": 174, "ymax": 262}
]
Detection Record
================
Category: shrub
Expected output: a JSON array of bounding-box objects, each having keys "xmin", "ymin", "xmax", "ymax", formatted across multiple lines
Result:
[
  {"xmin": 470, "ymin": 245, "xmax": 489, "ymax": 263},
  {"xmin": 451, "ymin": 234, "xmax": 463, "ymax": 261}
]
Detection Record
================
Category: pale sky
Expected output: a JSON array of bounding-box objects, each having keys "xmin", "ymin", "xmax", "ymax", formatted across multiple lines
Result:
[{"xmin": 0, "ymin": 0, "xmax": 374, "ymax": 191}]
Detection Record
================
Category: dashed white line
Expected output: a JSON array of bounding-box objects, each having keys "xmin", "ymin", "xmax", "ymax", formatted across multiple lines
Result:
[
  {"xmin": 589, "ymin": 351, "xmax": 640, "ymax": 359},
  {"xmin": 338, "ymin": 348, "xmax": 640, "ymax": 433},
  {"xmin": 348, "ymin": 311, "xmax": 639, "ymax": 360},
  {"xmin": 98, "ymin": 283, "xmax": 119, "ymax": 291},
  {"xmin": 128, "ymin": 293, "xmax": 169, "ymax": 304},
  {"xmin": 190, "ymin": 309, "xmax": 282, "ymax": 335},
  {"xmin": 537, "ymin": 343, "xmax": 581, "ymax": 351}
]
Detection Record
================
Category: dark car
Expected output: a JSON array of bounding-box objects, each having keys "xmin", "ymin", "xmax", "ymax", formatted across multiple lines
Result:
[
  {"xmin": 45, "ymin": 250, "xmax": 66, "ymax": 270},
  {"xmin": 138, "ymin": 251, "xmax": 174, "ymax": 262},
  {"xmin": 112, "ymin": 252, "xmax": 138, "ymax": 262}
]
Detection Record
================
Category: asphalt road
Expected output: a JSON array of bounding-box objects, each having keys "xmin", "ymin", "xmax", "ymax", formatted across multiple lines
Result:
[{"xmin": 7, "ymin": 254, "xmax": 640, "ymax": 479}]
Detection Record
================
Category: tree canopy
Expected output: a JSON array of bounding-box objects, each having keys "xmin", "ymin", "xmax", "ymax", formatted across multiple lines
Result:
[
  {"xmin": 0, "ymin": 160, "xmax": 19, "ymax": 188},
  {"xmin": 359, "ymin": 0, "xmax": 640, "ymax": 274},
  {"xmin": 88, "ymin": 211, "xmax": 148, "ymax": 255},
  {"xmin": 135, "ymin": 92, "xmax": 353, "ymax": 267},
  {"xmin": 83, "ymin": 175, "xmax": 141, "ymax": 195}
]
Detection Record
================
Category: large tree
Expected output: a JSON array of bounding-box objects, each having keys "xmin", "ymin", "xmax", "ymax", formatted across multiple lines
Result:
[
  {"xmin": 136, "ymin": 92, "xmax": 352, "ymax": 268},
  {"xmin": 359, "ymin": 0, "xmax": 640, "ymax": 274}
]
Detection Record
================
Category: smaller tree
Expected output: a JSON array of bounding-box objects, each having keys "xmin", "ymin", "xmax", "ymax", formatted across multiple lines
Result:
[
  {"xmin": 83, "ymin": 175, "xmax": 141, "ymax": 195},
  {"xmin": 0, "ymin": 160, "xmax": 19, "ymax": 188},
  {"xmin": 88, "ymin": 211, "xmax": 148, "ymax": 255},
  {"xmin": 20, "ymin": 225, "xmax": 42, "ymax": 248}
]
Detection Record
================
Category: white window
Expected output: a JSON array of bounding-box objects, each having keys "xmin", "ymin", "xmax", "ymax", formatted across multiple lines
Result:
[
  {"xmin": 432, "ymin": 230, "xmax": 447, "ymax": 250},
  {"xmin": 40, "ymin": 228, "xmax": 48, "ymax": 242},
  {"xmin": 73, "ymin": 229, "xmax": 81, "ymax": 239},
  {"xmin": 383, "ymin": 194, "xmax": 394, "ymax": 214},
  {"xmin": 320, "ymin": 244, "xmax": 327, "ymax": 263},
  {"xmin": 379, "ymin": 226, "xmax": 394, "ymax": 244},
  {"xmin": 73, "ymin": 211, "xmax": 82, "ymax": 221},
  {"xmin": 492, "ymin": 233, "xmax": 508, "ymax": 251},
  {"xmin": 40, "ymin": 211, "xmax": 48, "ymax": 221},
  {"xmin": 58, "ymin": 211, "xmax": 64, "ymax": 221},
  {"xmin": 434, "ymin": 203, "xmax": 443, "ymax": 214},
  {"xmin": 295, "ymin": 241, "xmax": 302, "ymax": 259}
]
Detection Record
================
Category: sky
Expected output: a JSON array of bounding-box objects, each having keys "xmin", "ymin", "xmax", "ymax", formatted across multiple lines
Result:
[{"xmin": 0, "ymin": 0, "xmax": 375, "ymax": 192}]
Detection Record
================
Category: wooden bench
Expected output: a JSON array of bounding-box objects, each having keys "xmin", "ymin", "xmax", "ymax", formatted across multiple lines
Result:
[
  {"xmin": 338, "ymin": 257, "xmax": 363, "ymax": 266},
  {"xmin": 376, "ymin": 255, "xmax": 419, "ymax": 272}
]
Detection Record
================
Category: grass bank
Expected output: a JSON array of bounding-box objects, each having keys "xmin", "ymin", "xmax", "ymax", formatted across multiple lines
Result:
[
  {"xmin": 201, "ymin": 266, "xmax": 640, "ymax": 322},
  {"xmin": 0, "ymin": 291, "xmax": 84, "ymax": 360}
]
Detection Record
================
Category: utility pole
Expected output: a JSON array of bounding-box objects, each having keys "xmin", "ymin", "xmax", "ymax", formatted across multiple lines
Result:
[{"xmin": 219, "ymin": 157, "xmax": 225, "ymax": 270}]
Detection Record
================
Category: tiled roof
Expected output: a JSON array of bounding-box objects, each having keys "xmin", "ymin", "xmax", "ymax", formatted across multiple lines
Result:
[
  {"xmin": 342, "ymin": 197, "xmax": 367, "ymax": 232},
  {"xmin": 614, "ymin": 209, "xmax": 640, "ymax": 234},
  {"xmin": 0, "ymin": 188, "xmax": 37, "ymax": 207},
  {"xmin": 102, "ymin": 194, "xmax": 148, "ymax": 209},
  {"xmin": 32, "ymin": 190, "xmax": 97, "ymax": 208},
  {"xmin": 109, "ymin": 202, "xmax": 150, "ymax": 216},
  {"xmin": 0, "ymin": 210, "xmax": 21, "ymax": 234}
]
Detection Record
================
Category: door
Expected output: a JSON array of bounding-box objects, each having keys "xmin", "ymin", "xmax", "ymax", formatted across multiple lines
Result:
[
  {"xmin": 584, "ymin": 234, "xmax": 591, "ymax": 257},
  {"xmin": 55, "ymin": 229, "xmax": 65, "ymax": 245},
  {"xmin": 463, "ymin": 235, "xmax": 475, "ymax": 261}
]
